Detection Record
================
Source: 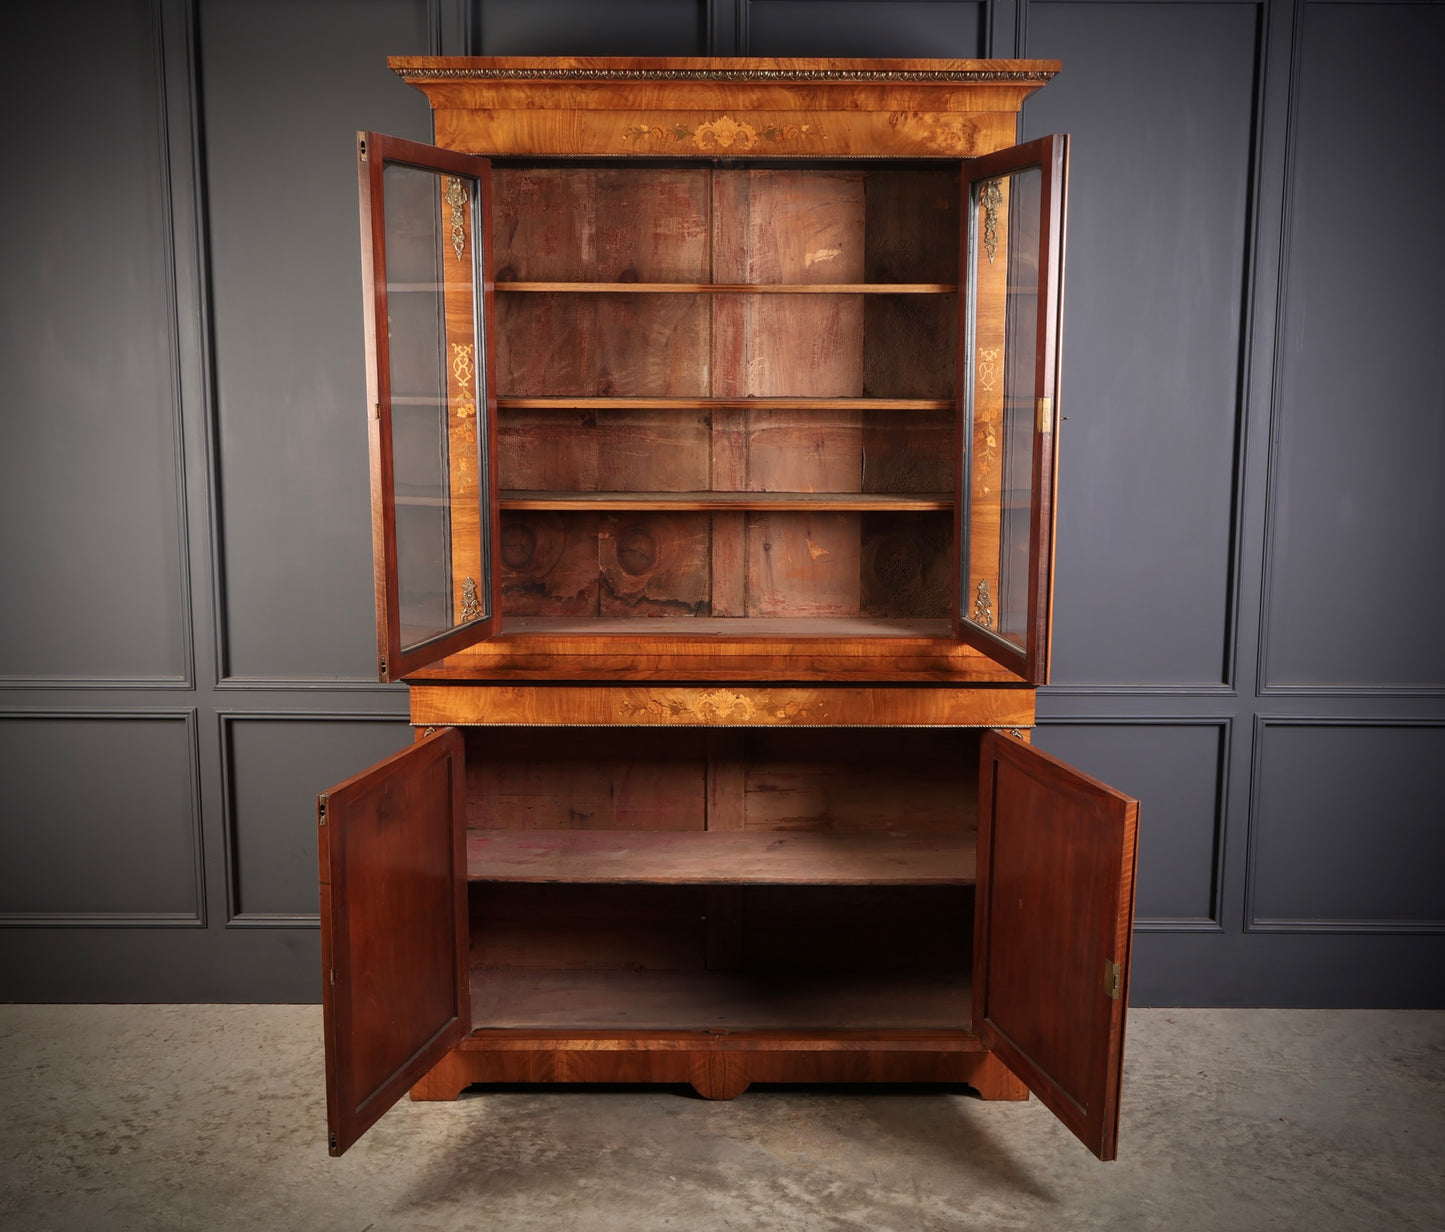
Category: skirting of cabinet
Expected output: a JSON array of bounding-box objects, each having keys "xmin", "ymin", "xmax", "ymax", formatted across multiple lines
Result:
[
  {"xmin": 409, "ymin": 684, "xmax": 1035, "ymax": 729},
  {"xmin": 409, "ymin": 1031, "xmax": 1027, "ymax": 1103}
]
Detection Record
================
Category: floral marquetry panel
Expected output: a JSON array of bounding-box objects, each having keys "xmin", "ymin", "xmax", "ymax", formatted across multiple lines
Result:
[{"xmin": 408, "ymin": 684, "xmax": 1035, "ymax": 729}]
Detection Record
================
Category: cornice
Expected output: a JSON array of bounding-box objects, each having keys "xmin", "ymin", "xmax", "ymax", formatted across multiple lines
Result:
[{"xmin": 391, "ymin": 67, "xmax": 1058, "ymax": 85}]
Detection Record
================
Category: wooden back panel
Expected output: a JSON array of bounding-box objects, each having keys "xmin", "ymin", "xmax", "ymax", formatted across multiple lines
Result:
[
  {"xmin": 463, "ymin": 726, "xmax": 978, "ymax": 835},
  {"xmin": 490, "ymin": 164, "xmax": 961, "ymax": 623}
]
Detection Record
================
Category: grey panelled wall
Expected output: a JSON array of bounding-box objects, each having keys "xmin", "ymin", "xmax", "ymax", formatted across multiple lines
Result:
[
  {"xmin": 0, "ymin": 0, "xmax": 1440, "ymax": 1006},
  {"xmin": 0, "ymin": 3, "xmax": 188, "ymax": 684},
  {"xmin": 202, "ymin": 0, "xmax": 434, "ymax": 680},
  {"xmin": 1260, "ymin": 1, "xmax": 1445, "ymax": 693}
]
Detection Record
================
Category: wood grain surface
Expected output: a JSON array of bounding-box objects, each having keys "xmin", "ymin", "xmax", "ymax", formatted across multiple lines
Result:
[
  {"xmin": 470, "ymin": 967, "xmax": 972, "ymax": 1032},
  {"xmin": 410, "ymin": 684, "xmax": 1033, "ymax": 727},
  {"xmin": 409, "ymin": 1032, "xmax": 1028, "ymax": 1103},
  {"xmin": 397, "ymin": 57, "xmax": 1057, "ymax": 162},
  {"xmin": 974, "ymin": 729, "xmax": 1139, "ymax": 1161},
  {"xmin": 318, "ymin": 729, "xmax": 469, "ymax": 1154},
  {"xmin": 338, "ymin": 59, "xmax": 1078, "ymax": 1148},
  {"xmin": 466, "ymin": 829, "xmax": 978, "ymax": 885}
]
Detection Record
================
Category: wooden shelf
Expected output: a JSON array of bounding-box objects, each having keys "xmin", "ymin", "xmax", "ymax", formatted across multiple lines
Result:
[
  {"xmin": 392, "ymin": 282, "xmax": 959, "ymax": 295},
  {"xmin": 470, "ymin": 967, "xmax": 973, "ymax": 1032},
  {"xmin": 498, "ymin": 396, "xmax": 954, "ymax": 412},
  {"xmin": 467, "ymin": 829, "xmax": 977, "ymax": 885},
  {"xmin": 499, "ymin": 490, "xmax": 952, "ymax": 512},
  {"xmin": 496, "ymin": 281, "xmax": 957, "ymax": 295},
  {"xmin": 384, "ymin": 279, "xmax": 970, "ymax": 302},
  {"xmin": 498, "ymin": 616, "xmax": 954, "ymax": 639}
]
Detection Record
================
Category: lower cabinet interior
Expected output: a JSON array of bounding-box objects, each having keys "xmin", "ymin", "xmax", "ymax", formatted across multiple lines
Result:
[
  {"xmin": 461, "ymin": 726, "xmax": 980, "ymax": 1036},
  {"xmin": 469, "ymin": 883, "xmax": 973, "ymax": 1031}
]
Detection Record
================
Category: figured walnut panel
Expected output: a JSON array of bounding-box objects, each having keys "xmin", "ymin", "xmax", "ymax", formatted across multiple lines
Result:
[
  {"xmin": 409, "ymin": 683, "xmax": 1033, "ymax": 727},
  {"xmin": 431, "ymin": 105, "xmax": 1025, "ymax": 160}
]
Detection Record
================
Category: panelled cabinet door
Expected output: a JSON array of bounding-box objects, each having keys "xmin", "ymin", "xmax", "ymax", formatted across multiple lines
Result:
[
  {"xmin": 973, "ymin": 728, "xmax": 1139, "ymax": 1161},
  {"xmin": 956, "ymin": 135, "xmax": 1068, "ymax": 684},
  {"xmin": 358, "ymin": 132, "xmax": 499, "ymax": 682},
  {"xmin": 318, "ymin": 727, "xmax": 470, "ymax": 1156}
]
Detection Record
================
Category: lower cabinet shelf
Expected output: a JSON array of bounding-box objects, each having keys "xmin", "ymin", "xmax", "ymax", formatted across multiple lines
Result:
[
  {"xmin": 466, "ymin": 828, "xmax": 978, "ymax": 885},
  {"xmin": 470, "ymin": 967, "xmax": 973, "ymax": 1032}
]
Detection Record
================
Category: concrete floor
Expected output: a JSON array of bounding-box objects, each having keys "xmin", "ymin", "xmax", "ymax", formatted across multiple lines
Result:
[{"xmin": 1, "ymin": 1006, "xmax": 1441, "ymax": 1231}]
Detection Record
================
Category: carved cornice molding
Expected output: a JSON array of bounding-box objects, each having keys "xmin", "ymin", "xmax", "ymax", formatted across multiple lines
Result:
[{"xmin": 392, "ymin": 67, "xmax": 1057, "ymax": 84}]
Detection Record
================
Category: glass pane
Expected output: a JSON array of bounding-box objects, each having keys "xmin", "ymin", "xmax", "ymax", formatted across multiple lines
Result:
[
  {"xmin": 965, "ymin": 166, "xmax": 1042, "ymax": 649},
  {"xmin": 382, "ymin": 162, "xmax": 489, "ymax": 651}
]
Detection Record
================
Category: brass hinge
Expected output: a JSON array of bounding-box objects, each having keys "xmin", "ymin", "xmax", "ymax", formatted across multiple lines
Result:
[
  {"xmin": 1104, "ymin": 959, "xmax": 1122, "ymax": 1000},
  {"xmin": 379, "ymin": 655, "xmax": 388, "ymax": 678},
  {"xmin": 373, "ymin": 402, "xmax": 381, "ymax": 420},
  {"xmin": 1037, "ymin": 396, "xmax": 1054, "ymax": 434},
  {"xmin": 317, "ymin": 798, "xmax": 327, "ymax": 826},
  {"xmin": 329, "ymin": 968, "xmax": 336, "ymax": 987}
]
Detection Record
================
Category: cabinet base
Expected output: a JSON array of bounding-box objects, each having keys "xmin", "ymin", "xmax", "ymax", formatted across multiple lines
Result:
[{"xmin": 409, "ymin": 1031, "xmax": 1027, "ymax": 1102}]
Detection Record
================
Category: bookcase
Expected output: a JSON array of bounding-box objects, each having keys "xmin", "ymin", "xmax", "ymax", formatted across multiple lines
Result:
[{"xmin": 320, "ymin": 57, "xmax": 1139, "ymax": 1163}]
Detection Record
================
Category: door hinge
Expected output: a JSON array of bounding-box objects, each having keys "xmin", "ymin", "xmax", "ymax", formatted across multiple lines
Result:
[
  {"xmin": 379, "ymin": 655, "xmax": 388, "ymax": 678},
  {"xmin": 317, "ymin": 797, "xmax": 327, "ymax": 826},
  {"xmin": 1104, "ymin": 959, "xmax": 1122, "ymax": 1000},
  {"xmin": 1037, "ymin": 396, "xmax": 1054, "ymax": 434},
  {"xmin": 373, "ymin": 402, "xmax": 381, "ymax": 420},
  {"xmin": 329, "ymin": 968, "xmax": 336, "ymax": 988},
  {"xmin": 358, "ymin": 136, "xmax": 367, "ymax": 163}
]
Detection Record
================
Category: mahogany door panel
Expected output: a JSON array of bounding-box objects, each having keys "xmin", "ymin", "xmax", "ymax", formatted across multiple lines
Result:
[
  {"xmin": 973, "ymin": 728, "xmax": 1137, "ymax": 1160},
  {"xmin": 319, "ymin": 727, "xmax": 469, "ymax": 1155}
]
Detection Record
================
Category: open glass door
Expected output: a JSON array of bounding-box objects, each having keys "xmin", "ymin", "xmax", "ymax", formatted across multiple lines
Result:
[
  {"xmin": 973, "ymin": 729, "xmax": 1139, "ymax": 1161},
  {"xmin": 359, "ymin": 132, "xmax": 499, "ymax": 682},
  {"xmin": 318, "ymin": 728, "xmax": 469, "ymax": 1156},
  {"xmin": 956, "ymin": 135, "xmax": 1068, "ymax": 683}
]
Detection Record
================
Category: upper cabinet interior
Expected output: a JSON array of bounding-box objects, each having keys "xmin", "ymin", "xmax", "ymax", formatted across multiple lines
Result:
[{"xmin": 361, "ymin": 59, "xmax": 1065, "ymax": 682}]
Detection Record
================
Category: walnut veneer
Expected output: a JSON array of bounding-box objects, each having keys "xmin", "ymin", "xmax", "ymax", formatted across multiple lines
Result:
[{"xmin": 319, "ymin": 57, "xmax": 1138, "ymax": 1165}]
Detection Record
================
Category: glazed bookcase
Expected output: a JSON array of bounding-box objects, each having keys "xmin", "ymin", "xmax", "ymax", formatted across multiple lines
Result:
[{"xmin": 319, "ymin": 57, "xmax": 1140, "ymax": 1163}]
